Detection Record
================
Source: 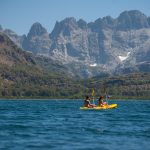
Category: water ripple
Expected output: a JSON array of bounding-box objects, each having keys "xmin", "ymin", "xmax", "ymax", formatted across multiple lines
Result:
[{"xmin": 0, "ymin": 100, "xmax": 149, "ymax": 150}]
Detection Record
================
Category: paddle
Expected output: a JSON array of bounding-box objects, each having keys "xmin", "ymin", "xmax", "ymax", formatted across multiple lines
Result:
[{"xmin": 91, "ymin": 88, "xmax": 95, "ymax": 105}]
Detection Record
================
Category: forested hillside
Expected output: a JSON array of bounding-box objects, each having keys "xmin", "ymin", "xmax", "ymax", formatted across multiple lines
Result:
[{"xmin": 84, "ymin": 73, "xmax": 150, "ymax": 99}]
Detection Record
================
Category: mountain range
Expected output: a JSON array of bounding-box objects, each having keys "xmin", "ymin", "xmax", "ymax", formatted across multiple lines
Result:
[
  {"xmin": 0, "ymin": 24, "xmax": 150, "ymax": 99},
  {"xmin": 1, "ymin": 10, "xmax": 150, "ymax": 77}
]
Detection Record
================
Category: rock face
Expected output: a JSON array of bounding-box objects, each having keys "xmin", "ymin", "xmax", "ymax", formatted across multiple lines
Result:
[
  {"xmin": 48, "ymin": 10, "xmax": 150, "ymax": 76},
  {"xmin": 3, "ymin": 29, "xmax": 25, "ymax": 49},
  {"xmin": 2, "ymin": 10, "xmax": 150, "ymax": 77},
  {"xmin": 22, "ymin": 22, "xmax": 51, "ymax": 55},
  {"xmin": 117, "ymin": 10, "xmax": 149, "ymax": 30},
  {"xmin": 50, "ymin": 17, "xmax": 92, "ymax": 63},
  {"xmin": 50, "ymin": 17, "xmax": 119, "ymax": 70},
  {"xmin": 0, "ymin": 32, "xmax": 36, "ymax": 66}
]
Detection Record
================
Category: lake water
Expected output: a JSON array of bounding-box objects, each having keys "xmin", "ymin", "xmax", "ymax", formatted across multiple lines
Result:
[{"xmin": 0, "ymin": 100, "xmax": 149, "ymax": 150}]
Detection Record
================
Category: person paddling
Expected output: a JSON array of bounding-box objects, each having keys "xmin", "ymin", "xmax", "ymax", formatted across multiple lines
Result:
[
  {"xmin": 98, "ymin": 95, "xmax": 107, "ymax": 107},
  {"xmin": 84, "ymin": 96, "xmax": 96, "ymax": 108}
]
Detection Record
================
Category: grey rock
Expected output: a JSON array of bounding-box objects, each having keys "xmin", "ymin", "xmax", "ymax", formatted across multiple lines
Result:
[
  {"xmin": 77, "ymin": 19, "xmax": 87, "ymax": 29},
  {"xmin": 117, "ymin": 10, "xmax": 149, "ymax": 30},
  {"xmin": 23, "ymin": 22, "xmax": 51, "ymax": 55},
  {"xmin": 48, "ymin": 10, "xmax": 150, "ymax": 77},
  {"xmin": 3, "ymin": 29, "xmax": 24, "ymax": 48},
  {"xmin": 3, "ymin": 10, "xmax": 150, "ymax": 77}
]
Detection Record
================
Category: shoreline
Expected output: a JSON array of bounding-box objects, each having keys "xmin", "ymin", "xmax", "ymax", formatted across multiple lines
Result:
[{"xmin": 0, "ymin": 98, "xmax": 150, "ymax": 101}]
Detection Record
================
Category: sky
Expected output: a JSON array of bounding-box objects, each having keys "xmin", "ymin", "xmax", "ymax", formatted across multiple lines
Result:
[{"xmin": 0, "ymin": 0, "xmax": 150, "ymax": 35}]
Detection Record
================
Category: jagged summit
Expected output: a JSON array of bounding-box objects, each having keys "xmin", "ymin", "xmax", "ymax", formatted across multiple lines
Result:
[
  {"xmin": 117, "ymin": 10, "xmax": 149, "ymax": 30},
  {"xmin": 22, "ymin": 22, "xmax": 51, "ymax": 54},
  {"xmin": 27, "ymin": 22, "xmax": 48, "ymax": 38},
  {"xmin": 77, "ymin": 19, "xmax": 87, "ymax": 29},
  {"xmin": 2, "ymin": 10, "xmax": 150, "ymax": 77},
  {"xmin": 51, "ymin": 17, "xmax": 78, "ymax": 37}
]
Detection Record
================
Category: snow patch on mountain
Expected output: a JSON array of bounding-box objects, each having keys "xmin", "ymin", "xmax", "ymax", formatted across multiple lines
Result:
[
  {"xmin": 119, "ymin": 52, "xmax": 131, "ymax": 62},
  {"xmin": 90, "ymin": 63, "xmax": 97, "ymax": 67}
]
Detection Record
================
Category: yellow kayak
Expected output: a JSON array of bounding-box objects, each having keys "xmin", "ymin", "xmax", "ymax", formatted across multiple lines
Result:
[{"xmin": 80, "ymin": 104, "xmax": 117, "ymax": 110}]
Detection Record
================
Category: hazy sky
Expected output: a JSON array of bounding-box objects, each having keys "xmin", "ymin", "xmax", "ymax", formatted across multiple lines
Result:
[{"xmin": 1, "ymin": 0, "xmax": 150, "ymax": 35}]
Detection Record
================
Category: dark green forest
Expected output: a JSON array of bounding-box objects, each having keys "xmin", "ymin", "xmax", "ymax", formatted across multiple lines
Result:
[
  {"xmin": 0, "ymin": 64, "xmax": 82, "ymax": 99},
  {"xmin": 0, "ymin": 64, "xmax": 150, "ymax": 99},
  {"xmin": 83, "ymin": 73, "xmax": 150, "ymax": 99}
]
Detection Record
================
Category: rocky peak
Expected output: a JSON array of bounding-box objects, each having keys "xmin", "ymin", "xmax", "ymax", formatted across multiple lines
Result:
[
  {"xmin": 51, "ymin": 17, "xmax": 78, "ymax": 37},
  {"xmin": 77, "ymin": 19, "xmax": 87, "ymax": 29},
  {"xmin": 117, "ymin": 10, "xmax": 149, "ymax": 30},
  {"xmin": 90, "ymin": 18, "xmax": 103, "ymax": 32},
  {"xmin": 23, "ymin": 22, "xmax": 51, "ymax": 54},
  {"xmin": 3, "ymin": 29, "xmax": 24, "ymax": 48},
  {"xmin": 88, "ymin": 18, "xmax": 102, "ymax": 32},
  {"xmin": 61, "ymin": 17, "xmax": 78, "ymax": 28},
  {"xmin": 102, "ymin": 16, "xmax": 116, "ymax": 29},
  {"xmin": 27, "ymin": 22, "xmax": 47, "ymax": 38},
  {"xmin": 88, "ymin": 16, "xmax": 116, "ymax": 32},
  {"xmin": 4, "ymin": 29, "xmax": 18, "ymax": 37},
  {"xmin": 50, "ymin": 21, "xmax": 63, "ymax": 39}
]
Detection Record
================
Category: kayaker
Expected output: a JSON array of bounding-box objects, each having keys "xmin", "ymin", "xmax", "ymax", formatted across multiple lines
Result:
[
  {"xmin": 98, "ymin": 95, "xmax": 107, "ymax": 107},
  {"xmin": 84, "ymin": 96, "xmax": 96, "ymax": 108}
]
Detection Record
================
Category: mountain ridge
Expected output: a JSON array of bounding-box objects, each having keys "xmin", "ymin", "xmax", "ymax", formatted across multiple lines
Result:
[{"xmin": 1, "ymin": 10, "xmax": 150, "ymax": 77}]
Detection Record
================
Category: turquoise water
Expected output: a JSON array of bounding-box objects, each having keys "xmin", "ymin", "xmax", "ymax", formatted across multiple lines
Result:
[{"xmin": 0, "ymin": 100, "xmax": 149, "ymax": 150}]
